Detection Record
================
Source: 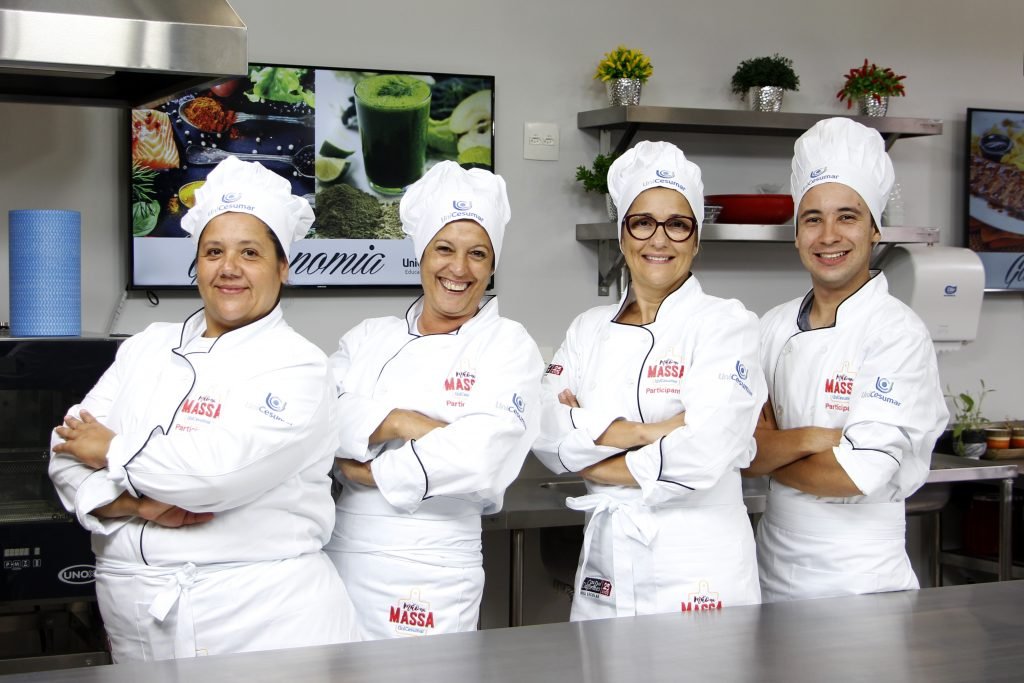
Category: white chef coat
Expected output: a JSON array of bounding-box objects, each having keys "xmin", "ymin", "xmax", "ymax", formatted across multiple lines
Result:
[
  {"xmin": 757, "ymin": 273, "xmax": 949, "ymax": 602},
  {"xmin": 325, "ymin": 295, "xmax": 543, "ymax": 639},
  {"xmin": 48, "ymin": 306, "xmax": 358, "ymax": 661},
  {"xmin": 533, "ymin": 276, "xmax": 766, "ymax": 620}
]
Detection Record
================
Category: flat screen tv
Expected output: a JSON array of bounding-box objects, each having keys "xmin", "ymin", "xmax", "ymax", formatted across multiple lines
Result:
[
  {"xmin": 129, "ymin": 62, "xmax": 495, "ymax": 289},
  {"xmin": 964, "ymin": 107, "xmax": 1024, "ymax": 292}
]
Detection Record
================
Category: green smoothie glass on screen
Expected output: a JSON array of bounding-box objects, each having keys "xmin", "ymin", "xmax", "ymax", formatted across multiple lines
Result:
[{"xmin": 354, "ymin": 74, "xmax": 432, "ymax": 195}]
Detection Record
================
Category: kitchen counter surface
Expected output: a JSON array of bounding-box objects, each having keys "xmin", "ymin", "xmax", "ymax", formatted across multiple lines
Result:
[{"xmin": 6, "ymin": 581, "xmax": 1024, "ymax": 682}]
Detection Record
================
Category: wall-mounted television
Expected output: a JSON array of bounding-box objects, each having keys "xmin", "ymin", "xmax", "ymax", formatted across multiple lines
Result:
[
  {"xmin": 964, "ymin": 107, "xmax": 1024, "ymax": 292},
  {"xmin": 129, "ymin": 62, "xmax": 495, "ymax": 289}
]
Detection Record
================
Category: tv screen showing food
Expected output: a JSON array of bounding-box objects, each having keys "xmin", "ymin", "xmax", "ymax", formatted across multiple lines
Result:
[
  {"xmin": 965, "ymin": 107, "xmax": 1024, "ymax": 291},
  {"xmin": 129, "ymin": 63, "xmax": 495, "ymax": 289}
]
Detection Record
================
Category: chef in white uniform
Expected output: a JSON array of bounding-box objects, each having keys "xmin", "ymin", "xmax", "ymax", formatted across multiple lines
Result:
[
  {"xmin": 533, "ymin": 141, "xmax": 765, "ymax": 620},
  {"xmin": 749, "ymin": 118, "xmax": 949, "ymax": 602},
  {"xmin": 49, "ymin": 156, "xmax": 358, "ymax": 661},
  {"xmin": 325, "ymin": 161, "xmax": 543, "ymax": 639}
]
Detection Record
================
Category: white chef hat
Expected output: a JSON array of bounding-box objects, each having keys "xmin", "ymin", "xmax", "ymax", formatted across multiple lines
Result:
[
  {"xmin": 180, "ymin": 155, "xmax": 314, "ymax": 256},
  {"xmin": 400, "ymin": 161, "xmax": 510, "ymax": 267},
  {"xmin": 790, "ymin": 117, "xmax": 895, "ymax": 230},
  {"xmin": 607, "ymin": 140, "xmax": 705, "ymax": 243}
]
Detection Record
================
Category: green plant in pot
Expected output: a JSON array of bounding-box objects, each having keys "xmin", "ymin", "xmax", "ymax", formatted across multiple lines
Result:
[
  {"xmin": 575, "ymin": 153, "xmax": 619, "ymax": 220},
  {"xmin": 730, "ymin": 54, "xmax": 799, "ymax": 112},
  {"xmin": 946, "ymin": 380, "xmax": 994, "ymax": 459}
]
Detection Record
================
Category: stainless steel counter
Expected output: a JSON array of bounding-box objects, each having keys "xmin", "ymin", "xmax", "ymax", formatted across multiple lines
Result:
[{"xmin": 5, "ymin": 582, "xmax": 1024, "ymax": 682}]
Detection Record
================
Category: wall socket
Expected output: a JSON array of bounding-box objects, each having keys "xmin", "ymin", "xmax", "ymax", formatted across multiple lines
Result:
[{"xmin": 523, "ymin": 121, "xmax": 559, "ymax": 161}]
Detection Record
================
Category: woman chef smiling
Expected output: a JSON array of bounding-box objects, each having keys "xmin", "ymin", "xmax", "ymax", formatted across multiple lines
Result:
[
  {"xmin": 326, "ymin": 161, "xmax": 543, "ymax": 639},
  {"xmin": 533, "ymin": 142, "xmax": 766, "ymax": 619},
  {"xmin": 49, "ymin": 156, "xmax": 358, "ymax": 661}
]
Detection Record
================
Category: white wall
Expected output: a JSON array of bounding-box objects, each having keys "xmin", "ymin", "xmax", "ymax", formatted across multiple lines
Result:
[{"xmin": 1, "ymin": 0, "xmax": 1022, "ymax": 417}]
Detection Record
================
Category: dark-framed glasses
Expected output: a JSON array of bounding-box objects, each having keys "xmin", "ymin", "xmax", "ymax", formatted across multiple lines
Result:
[{"xmin": 622, "ymin": 213, "xmax": 697, "ymax": 243}]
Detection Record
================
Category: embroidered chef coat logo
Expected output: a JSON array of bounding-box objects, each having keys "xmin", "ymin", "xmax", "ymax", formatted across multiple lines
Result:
[
  {"xmin": 682, "ymin": 581, "xmax": 722, "ymax": 612},
  {"xmin": 581, "ymin": 576, "xmax": 613, "ymax": 599},
  {"xmin": 545, "ymin": 363, "xmax": 564, "ymax": 376},
  {"xmin": 496, "ymin": 393, "xmax": 528, "ymax": 429},
  {"xmin": 453, "ymin": 199, "xmax": 472, "ymax": 211},
  {"xmin": 862, "ymin": 376, "xmax": 902, "ymax": 406},
  {"xmin": 444, "ymin": 363, "xmax": 476, "ymax": 408},
  {"xmin": 176, "ymin": 394, "xmax": 223, "ymax": 432},
  {"xmin": 255, "ymin": 393, "xmax": 294, "ymax": 425},
  {"xmin": 823, "ymin": 362, "xmax": 856, "ymax": 413},
  {"xmin": 389, "ymin": 589, "xmax": 436, "ymax": 636},
  {"xmin": 719, "ymin": 360, "xmax": 753, "ymax": 396},
  {"xmin": 656, "ymin": 169, "xmax": 675, "ymax": 179},
  {"xmin": 944, "ymin": 285, "xmax": 958, "ymax": 296},
  {"xmin": 645, "ymin": 351, "xmax": 683, "ymax": 395},
  {"xmin": 265, "ymin": 393, "xmax": 287, "ymax": 411}
]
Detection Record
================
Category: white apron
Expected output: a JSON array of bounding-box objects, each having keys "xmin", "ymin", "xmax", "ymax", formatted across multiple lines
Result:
[
  {"xmin": 757, "ymin": 489, "xmax": 917, "ymax": 603},
  {"xmin": 325, "ymin": 510, "xmax": 484, "ymax": 640},
  {"xmin": 96, "ymin": 553, "xmax": 358, "ymax": 661},
  {"xmin": 567, "ymin": 471, "xmax": 760, "ymax": 621}
]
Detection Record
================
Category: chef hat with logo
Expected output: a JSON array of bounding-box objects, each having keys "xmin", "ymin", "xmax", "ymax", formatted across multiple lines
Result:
[
  {"xmin": 607, "ymin": 140, "xmax": 705, "ymax": 244},
  {"xmin": 400, "ymin": 161, "xmax": 510, "ymax": 267},
  {"xmin": 180, "ymin": 155, "xmax": 314, "ymax": 257},
  {"xmin": 791, "ymin": 117, "xmax": 895, "ymax": 230}
]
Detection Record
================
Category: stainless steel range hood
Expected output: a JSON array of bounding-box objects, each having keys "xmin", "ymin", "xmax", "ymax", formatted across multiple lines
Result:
[{"xmin": 0, "ymin": 0, "xmax": 247, "ymax": 108}]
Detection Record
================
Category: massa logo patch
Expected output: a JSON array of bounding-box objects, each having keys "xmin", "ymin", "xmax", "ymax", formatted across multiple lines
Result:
[
  {"xmin": 388, "ymin": 589, "xmax": 436, "ymax": 636},
  {"xmin": 682, "ymin": 581, "xmax": 722, "ymax": 612}
]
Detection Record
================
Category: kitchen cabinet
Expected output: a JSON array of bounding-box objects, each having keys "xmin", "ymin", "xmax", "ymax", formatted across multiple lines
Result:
[{"xmin": 576, "ymin": 105, "xmax": 944, "ymax": 294}]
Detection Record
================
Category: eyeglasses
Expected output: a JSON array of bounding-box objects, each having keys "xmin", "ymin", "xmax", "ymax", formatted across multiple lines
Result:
[{"xmin": 622, "ymin": 213, "xmax": 697, "ymax": 243}]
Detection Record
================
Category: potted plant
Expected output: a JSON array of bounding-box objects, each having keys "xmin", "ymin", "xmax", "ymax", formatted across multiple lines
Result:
[
  {"xmin": 946, "ymin": 380, "xmax": 994, "ymax": 459},
  {"xmin": 730, "ymin": 54, "xmax": 800, "ymax": 112},
  {"xmin": 836, "ymin": 59, "xmax": 906, "ymax": 117},
  {"xmin": 575, "ymin": 153, "xmax": 619, "ymax": 221},
  {"xmin": 594, "ymin": 45, "xmax": 653, "ymax": 106}
]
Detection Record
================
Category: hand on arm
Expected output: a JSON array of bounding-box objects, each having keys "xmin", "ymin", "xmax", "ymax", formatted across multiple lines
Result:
[
  {"xmin": 337, "ymin": 458, "xmax": 376, "ymax": 487},
  {"xmin": 579, "ymin": 454, "xmax": 637, "ymax": 486},
  {"xmin": 91, "ymin": 492, "xmax": 214, "ymax": 527},
  {"xmin": 744, "ymin": 400, "xmax": 842, "ymax": 477},
  {"xmin": 52, "ymin": 410, "xmax": 115, "ymax": 469},
  {"xmin": 771, "ymin": 451, "xmax": 863, "ymax": 497},
  {"xmin": 368, "ymin": 409, "xmax": 448, "ymax": 445},
  {"xmin": 560, "ymin": 390, "xmax": 685, "ymax": 452}
]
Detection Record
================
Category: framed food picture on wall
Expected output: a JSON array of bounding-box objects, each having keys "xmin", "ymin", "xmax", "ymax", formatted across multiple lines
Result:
[
  {"xmin": 129, "ymin": 63, "xmax": 495, "ymax": 289},
  {"xmin": 965, "ymin": 107, "xmax": 1024, "ymax": 291}
]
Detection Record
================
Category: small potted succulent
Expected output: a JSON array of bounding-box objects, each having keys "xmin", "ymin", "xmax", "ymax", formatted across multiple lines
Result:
[
  {"xmin": 836, "ymin": 59, "xmax": 906, "ymax": 117},
  {"xmin": 730, "ymin": 54, "xmax": 800, "ymax": 112},
  {"xmin": 946, "ymin": 380, "xmax": 994, "ymax": 459},
  {"xmin": 594, "ymin": 45, "xmax": 653, "ymax": 106},
  {"xmin": 575, "ymin": 153, "xmax": 619, "ymax": 221}
]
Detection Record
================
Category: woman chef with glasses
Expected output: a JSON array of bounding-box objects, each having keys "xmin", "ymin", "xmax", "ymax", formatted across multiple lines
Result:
[{"xmin": 533, "ymin": 141, "xmax": 765, "ymax": 620}]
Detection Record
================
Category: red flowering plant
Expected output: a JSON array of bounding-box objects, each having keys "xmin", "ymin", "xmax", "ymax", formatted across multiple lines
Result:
[{"xmin": 836, "ymin": 59, "xmax": 906, "ymax": 108}]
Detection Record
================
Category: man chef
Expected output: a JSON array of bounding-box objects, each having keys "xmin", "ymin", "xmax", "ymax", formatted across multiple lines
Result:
[{"xmin": 746, "ymin": 117, "xmax": 949, "ymax": 602}]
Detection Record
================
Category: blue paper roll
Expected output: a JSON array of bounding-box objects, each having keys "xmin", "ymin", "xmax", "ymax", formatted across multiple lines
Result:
[{"xmin": 9, "ymin": 209, "xmax": 81, "ymax": 336}]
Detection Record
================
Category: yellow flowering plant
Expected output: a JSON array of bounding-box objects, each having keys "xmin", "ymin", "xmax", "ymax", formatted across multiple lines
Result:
[{"xmin": 594, "ymin": 45, "xmax": 653, "ymax": 83}]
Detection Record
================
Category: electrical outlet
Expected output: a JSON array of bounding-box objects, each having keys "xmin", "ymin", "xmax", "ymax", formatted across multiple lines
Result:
[{"xmin": 523, "ymin": 121, "xmax": 559, "ymax": 161}]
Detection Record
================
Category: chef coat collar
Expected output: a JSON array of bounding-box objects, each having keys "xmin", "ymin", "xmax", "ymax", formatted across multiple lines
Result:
[
  {"xmin": 177, "ymin": 303, "xmax": 285, "ymax": 351},
  {"xmin": 796, "ymin": 272, "xmax": 887, "ymax": 331},
  {"xmin": 403, "ymin": 294, "xmax": 498, "ymax": 337},
  {"xmin": 612, "ymin": 274, "xmax": 701, "ymax": 326}
]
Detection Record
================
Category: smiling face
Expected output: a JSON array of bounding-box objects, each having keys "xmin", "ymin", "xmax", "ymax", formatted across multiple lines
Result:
[
  {"xmin": 418, "ymin": 220, "xmax": 494, "ymax": 334},
  {"xmin": 795, "ymin": 182, "xmax": 879, "ymax": 299},
  {"xmin": 621, "ymin": 187, "xmax": 698, "ymax": 296},
  {"xmin": 196, "ymin": 212, "xmax": 288, "ymax": 337}
]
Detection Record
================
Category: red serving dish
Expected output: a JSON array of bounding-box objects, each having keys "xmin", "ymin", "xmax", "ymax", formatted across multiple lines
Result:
[{"xmin": 704, "ymin": 194, "xmax": 794, "ymax": 225}]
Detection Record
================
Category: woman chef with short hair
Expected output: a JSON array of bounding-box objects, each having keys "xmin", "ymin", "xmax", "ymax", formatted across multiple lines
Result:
[
  {"xmin": 49, "ymin": 156, "xmax": 358, "ymax": 661},
  {"xmin": 326, "ymin": 161, "xmax": 543, "ymax": 639},
  {"xmin": 533, "ymin": 141, "xmax": 765, "ymax": 619}
]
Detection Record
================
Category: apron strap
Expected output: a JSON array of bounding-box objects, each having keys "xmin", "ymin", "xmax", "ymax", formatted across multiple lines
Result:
[
  {"xmin": 147, "ymin": 562, "xmax": 199, "ymax": 658},
  {"xmin": 567, "ymin": 494, "xmax": 659, "ymax": 617}
]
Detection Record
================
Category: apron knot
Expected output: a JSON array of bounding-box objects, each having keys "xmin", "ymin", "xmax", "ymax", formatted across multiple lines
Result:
[{"xmin": 147, "ymin": 561, "xmax": 198, "ymax": 622}]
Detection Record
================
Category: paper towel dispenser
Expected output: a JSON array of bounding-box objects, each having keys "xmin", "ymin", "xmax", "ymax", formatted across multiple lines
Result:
[{"xmin": 880, "ymin": 244, "xmax": 985, "ymax": 348}]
